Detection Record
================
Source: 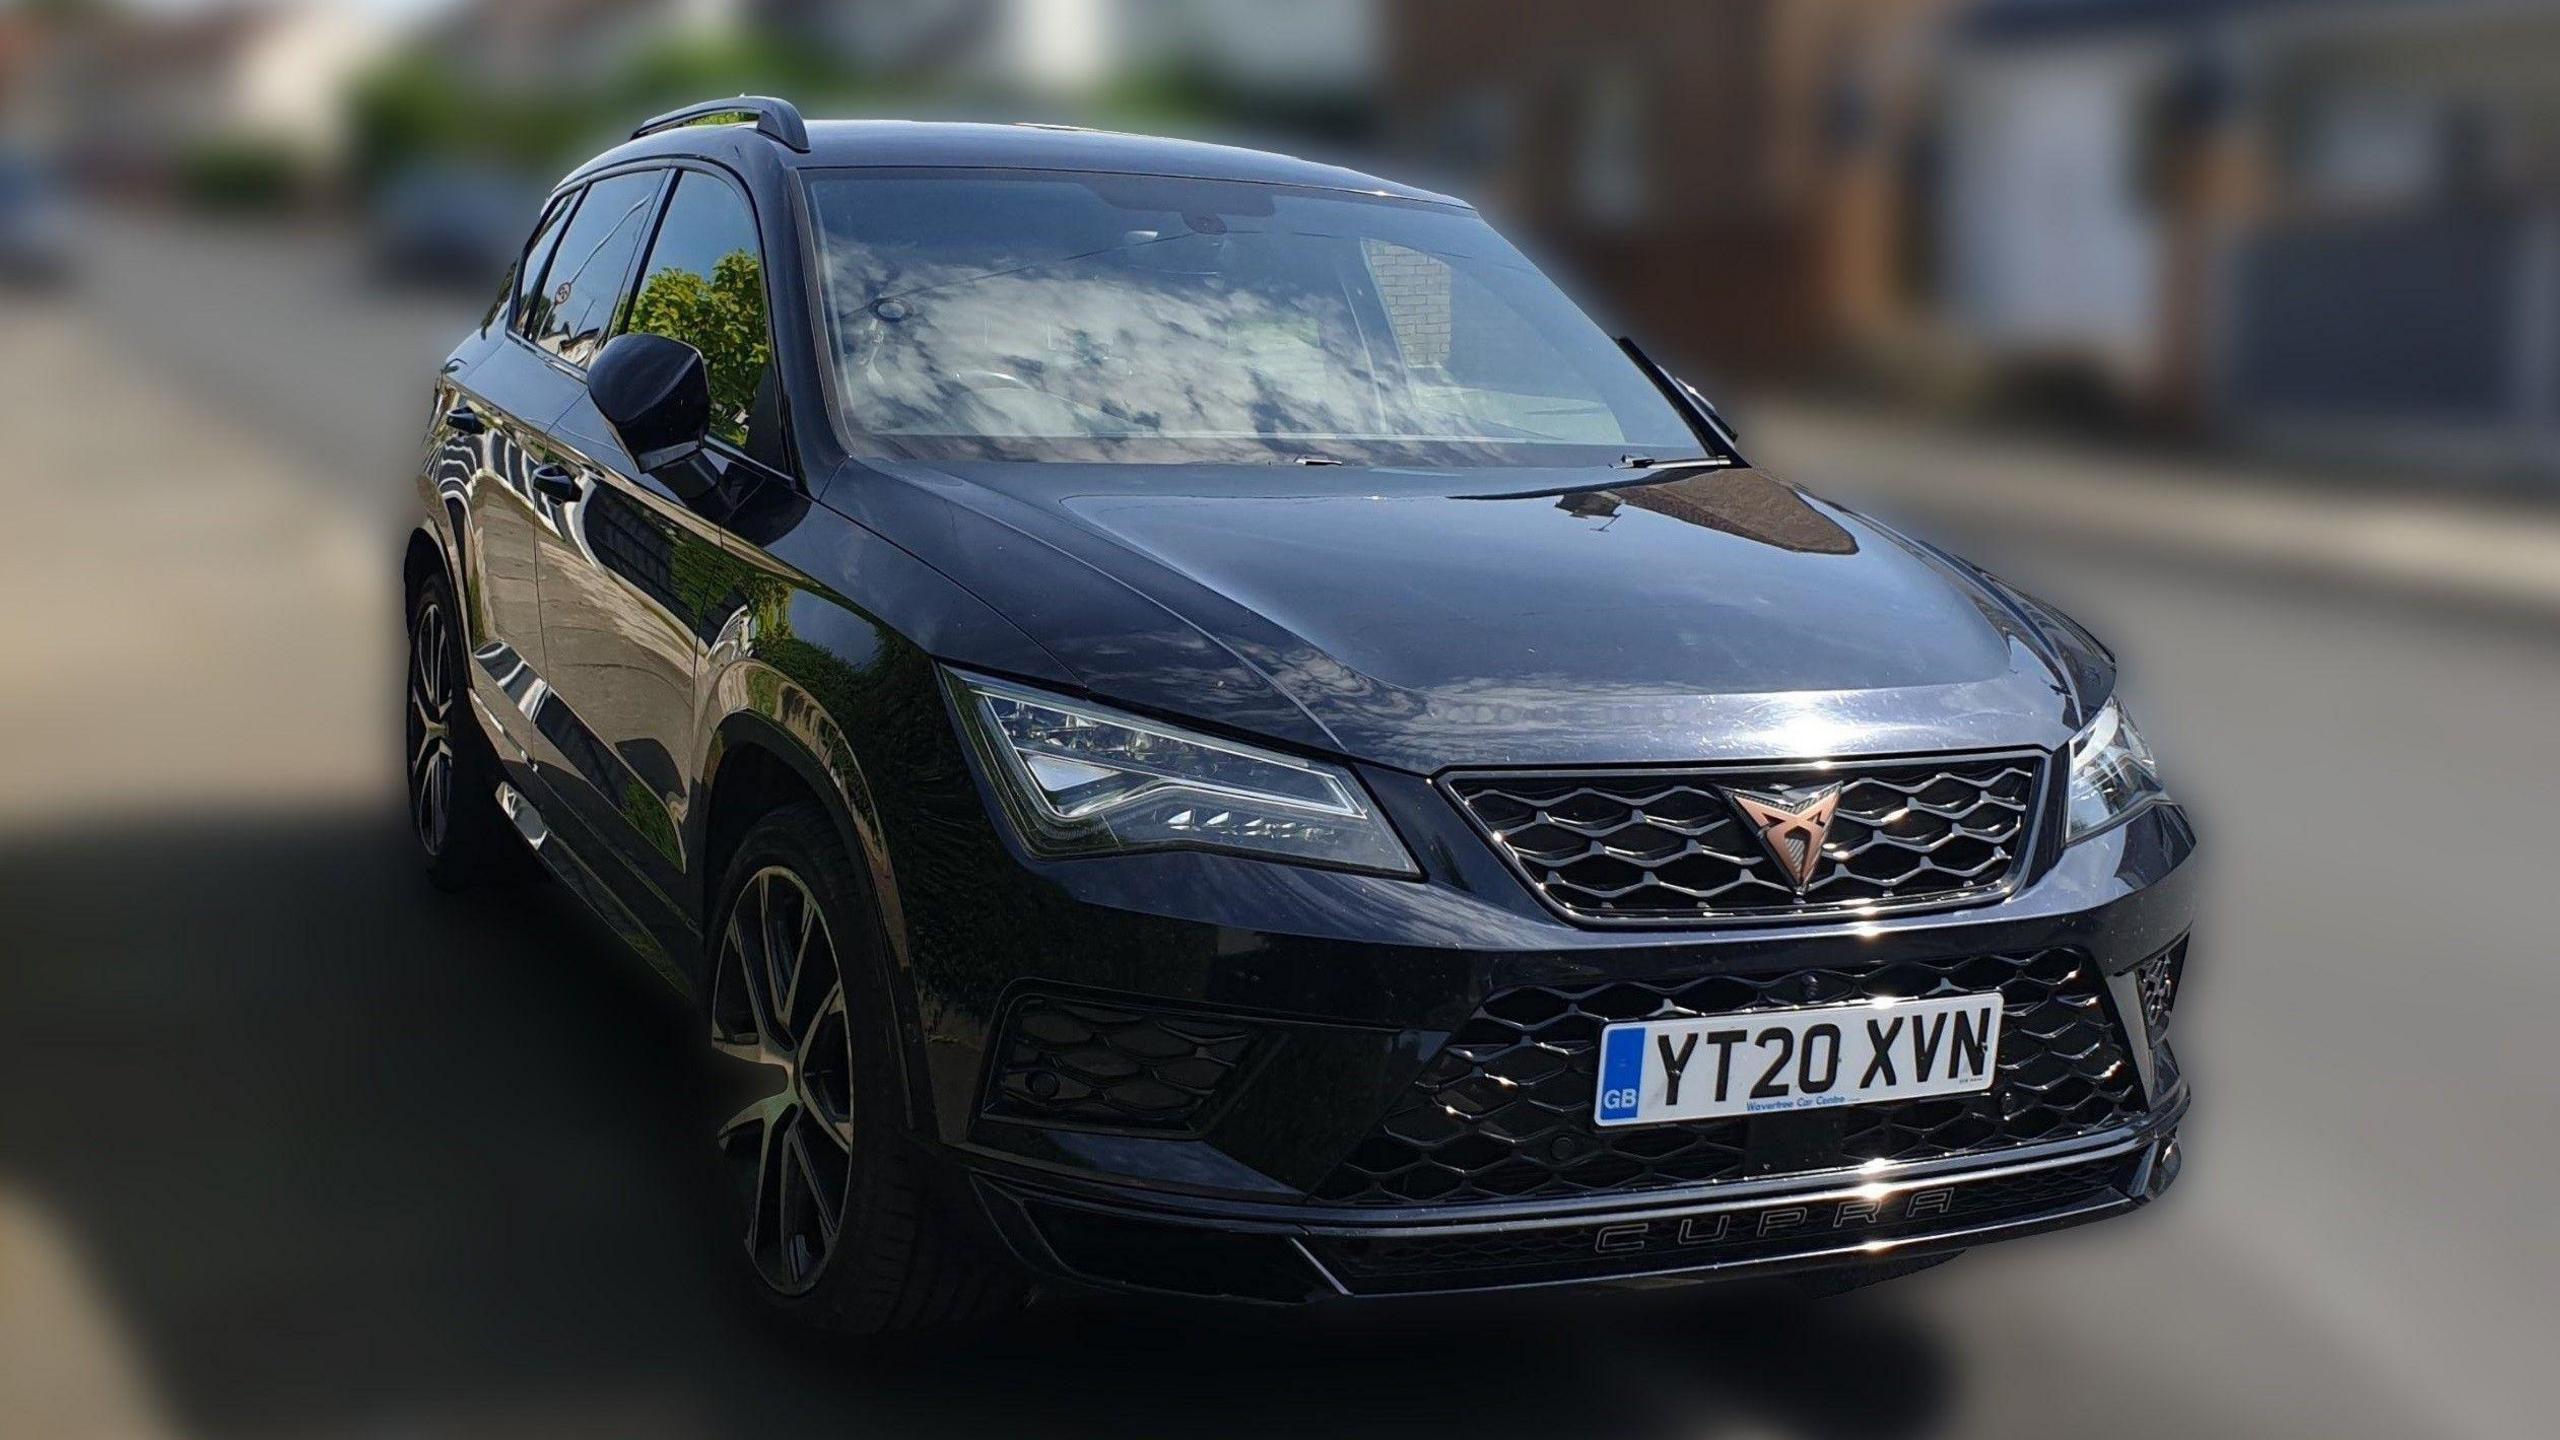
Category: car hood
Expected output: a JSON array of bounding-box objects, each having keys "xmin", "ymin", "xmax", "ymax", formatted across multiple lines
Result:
[{"xmin": 836, "ymin": 460, "xmax": 2105, "ymax": 771}]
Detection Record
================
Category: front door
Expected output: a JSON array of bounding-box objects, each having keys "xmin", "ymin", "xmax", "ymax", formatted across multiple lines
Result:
[{"xmin": 533, "ymin": 164, "xmax": 789, "ymax": 949}]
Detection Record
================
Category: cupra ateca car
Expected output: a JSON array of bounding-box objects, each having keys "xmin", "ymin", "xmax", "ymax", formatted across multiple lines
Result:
[{"xmin": 405, "ymin": 97, "xmax": 2195, "ymax": 1333}]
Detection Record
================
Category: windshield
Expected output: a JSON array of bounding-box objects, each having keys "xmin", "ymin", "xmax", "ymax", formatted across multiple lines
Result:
[{"xmin": 806, "ymin": 169, "xmax": 1702, "ymax": 466}]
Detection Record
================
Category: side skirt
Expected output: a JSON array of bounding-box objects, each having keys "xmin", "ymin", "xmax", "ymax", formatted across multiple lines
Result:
[{"xmin": 494, "ymin": 780, "xmax": 697, "ymax": 999}]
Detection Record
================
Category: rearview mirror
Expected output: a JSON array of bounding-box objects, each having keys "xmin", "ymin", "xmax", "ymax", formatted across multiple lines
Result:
[{"xmin": 588, "ymin": 332, "xmax": 712, "ymax": 478}]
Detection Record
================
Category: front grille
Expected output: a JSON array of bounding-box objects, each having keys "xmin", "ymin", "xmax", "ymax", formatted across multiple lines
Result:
[
  {"xmin": 1315, "ymin": 948, "xmax": 2145, "ymax": 1206},
  {"xmin": 1314, "ymin": 1154, "xmax": 2131, "ymax": 1286},
  {"xmin": 980, "ymin": 992, "xmax": 1266, "ymax": 1135},
  {"xmin": 1446, "ymin": 754, "xmax": 2042, "ymax": 924}
]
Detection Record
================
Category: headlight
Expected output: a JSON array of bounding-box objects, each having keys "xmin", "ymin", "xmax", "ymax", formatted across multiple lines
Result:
[
  {"xmin": 945, "ymin": 670, "xmax": 1416, "ymax": 876},
  {"xmin": 2064, "ymin": 698, "xmax": 2169, "ymax": 842}
]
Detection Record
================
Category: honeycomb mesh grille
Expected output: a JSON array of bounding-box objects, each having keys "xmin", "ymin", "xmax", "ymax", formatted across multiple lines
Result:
[
  {"xmin": 981, "ymin": 993, "xmax": 1264, "ymax": 1134},
  {"xmin": 2138, "ymin": 939, "xmax": 2186, "ymax": 1038},
  {"xmin": 1315, "ymin": 948, "xmax": 2144, "ymax": 1206},
  {"xmin": 1446, "ymin": 755, "xmax": 2042, "ymax": 923}
]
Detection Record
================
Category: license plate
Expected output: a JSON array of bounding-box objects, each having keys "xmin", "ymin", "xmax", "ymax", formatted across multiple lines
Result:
[{"xmin": 1593, "ymin": 993, "xmax": 2004, "ymax": 1127}]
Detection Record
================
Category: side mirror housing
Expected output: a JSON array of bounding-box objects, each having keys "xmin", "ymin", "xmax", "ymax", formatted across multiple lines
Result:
[{"xmin": 588, "ymin": 332, "xmax": 713, "ymax": 482}]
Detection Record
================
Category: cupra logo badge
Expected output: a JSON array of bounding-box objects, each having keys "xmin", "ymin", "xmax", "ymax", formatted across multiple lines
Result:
[{"xmin": 1726, "ymin": 784, "xmax": 1843, "ymax": 893}]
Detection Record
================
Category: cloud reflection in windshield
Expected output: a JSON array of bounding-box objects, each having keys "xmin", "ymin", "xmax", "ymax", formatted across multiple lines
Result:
[{"xmin": 825, "ymin": 235, "xmax": 1399, "ymax": 456}]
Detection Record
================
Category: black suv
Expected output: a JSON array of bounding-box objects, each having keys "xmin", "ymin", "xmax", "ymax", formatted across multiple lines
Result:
[{"xmin": 406, "ymin": 98, "xmax": 2194, "ymax": 1332}]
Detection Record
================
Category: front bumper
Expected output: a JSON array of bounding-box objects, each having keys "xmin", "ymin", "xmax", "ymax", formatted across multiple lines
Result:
[
  {"xmin": 979, "ymin": 1105, "xmax": 2184, "ymax": 1300},
  {"xmin": 889, "ymin": 744, "xmax": 2199, "ymax": 1300}
]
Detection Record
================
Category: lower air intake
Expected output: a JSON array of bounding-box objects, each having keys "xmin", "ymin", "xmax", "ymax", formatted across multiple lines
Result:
[{"xmin": 1317, "ymin": 948, "xmax": 2145, "ymax": 1206}]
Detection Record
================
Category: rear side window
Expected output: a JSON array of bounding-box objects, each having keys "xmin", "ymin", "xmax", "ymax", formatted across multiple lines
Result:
[
  {"xmin": 526, "ymin": 170, "xmax": 663, "ymax": 368},
  {"xmin": 508, "ymin": 192, "xmax": 577, "ymax": 336},
  {"xmin": 618, "ymin": 171, "xmax": 777, "ymax": 461}
]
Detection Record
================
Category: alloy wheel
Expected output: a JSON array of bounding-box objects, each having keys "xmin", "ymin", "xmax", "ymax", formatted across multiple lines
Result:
[
  {"xmin": 406, "ymin": 597, "xmax": 455, "ymax": 857},
  {"xmin": 710, "ymin": 866, "xmax": 857, "ymax": 1295}
]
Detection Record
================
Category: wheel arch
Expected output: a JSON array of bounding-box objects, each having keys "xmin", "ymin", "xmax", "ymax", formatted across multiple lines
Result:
[
  {"xmin": 698, "ymin": 705, "xmax": 933, "ymax": 1131},
  {"xmin": 402, "ymin": 524, "xmax": 451, "ymax": 599}
]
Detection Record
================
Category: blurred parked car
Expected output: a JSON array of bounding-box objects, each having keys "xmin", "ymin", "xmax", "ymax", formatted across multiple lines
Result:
[
  {"xmin": 367, "ymin": 166, "xmax": 541, "ymax": 289},
  {"xmin": 0, "ymin": 152, "xmax": 74, "ymax": 287}
]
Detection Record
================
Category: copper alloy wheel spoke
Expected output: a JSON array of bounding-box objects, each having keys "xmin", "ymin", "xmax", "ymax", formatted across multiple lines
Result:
[
  {"xmin": 424, "ymin": 609, "xmax": 446, "ymax": 701},
  {"xmin": 716, "ymin": 1092, "xmax": 793, "ymax": 1269},
  {"xmin": 800, "ymin": 984, "xmax": 855, "ymax": 1145},
  {"xmin": 407, "ymin": 602, "xmax": 452, "ymax": 855},
  {"xmin": 409, "ymin": 706, "xmax": 448, "ymax": 777},
  {"xmin": 743, "ymin": 872, "xmax": 787, "ymax": 1049},
  {"xmin": 747, "ymin": 874, "xmax": 793, "ymax": 1048},
  {"xmin": 723, "ymin": 908, "xmax": 781, "ymax": 1054},
  {"xmin": 761, "ymin": 871, "xmax": 806, "ymax": 1046},
  {"xmin": 709, "ymin": 918, "xmax": 772, "ymax": 1062},
  {"xmin": 711, "ymin": 864, "xmax": 853, "ymax": 1294},
  {"xmin": 783, "ymin": 1122, "xmax": 841, "ymax": 1249},
  {"xmin": 413, "ymin": 753, "xmax": 446, "ymax": 851}
]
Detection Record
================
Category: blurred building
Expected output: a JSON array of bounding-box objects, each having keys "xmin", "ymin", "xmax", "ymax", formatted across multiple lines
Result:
[
  {"xmin": 26, "ymin": 2, "xmax": 392, "ymax": 184},
  {"xmin": 430, "ymin": 0, "xmax": 1372, "ymax": 106},
  {"xmin": 1945, "ymin": 0, "xmax": 2560, "ymax": 468},
  {"xmin": 771, "ymin": 0, "xmax": 1374, "ymax": 99},
  {"xmin": 0, "ymin": 12, "xmax": 40, "ymax": 114},
  {"xmin": 431, "ymin": 0, "xmax": 722, "ymax": 92},
  {"xmin": 1382, "ymin": 0, "xmax": 1955, "ymax": 380}
]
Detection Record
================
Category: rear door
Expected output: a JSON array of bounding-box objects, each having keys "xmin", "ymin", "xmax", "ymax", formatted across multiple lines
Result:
[
  {"xmin": 535, "ymin": 164, "xmax": 787, "ymax": 945},
  {"xmin": 439, "ymin": 186, "xmax": 582, "ymax": 772}
]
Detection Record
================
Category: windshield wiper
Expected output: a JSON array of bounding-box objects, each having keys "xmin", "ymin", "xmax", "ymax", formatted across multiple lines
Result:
[{"xmin": 1615, "ymin": 453, "xmax": 1728, "ymax": 470}]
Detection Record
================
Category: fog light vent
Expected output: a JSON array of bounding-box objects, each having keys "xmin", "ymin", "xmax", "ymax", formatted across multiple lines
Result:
[
  {"xmin": 981, "ymin": 990, "xmax": 1267, "ymax": 1135},
  {"xmin": 2137, "ymin": 939, "xmax": 2187, "ymax": 1039}
]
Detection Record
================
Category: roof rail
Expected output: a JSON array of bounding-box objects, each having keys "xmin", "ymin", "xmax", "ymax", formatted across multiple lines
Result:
[{"xmin": 632, "ymin": 95, "xmax": 809, "ymax": 153}]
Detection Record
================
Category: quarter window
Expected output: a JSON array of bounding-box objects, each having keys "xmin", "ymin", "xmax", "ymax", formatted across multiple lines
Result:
[
  {"xmin": 527, "ymin": 171, "xmax": 663, "ymax": 368},
  {"xmin": 508, "ymin": 191, "xmax": 576, "ymax": 337},
  {"xmin": 618, "ymin": 171, "xmax": 778, "ymax": 461}
]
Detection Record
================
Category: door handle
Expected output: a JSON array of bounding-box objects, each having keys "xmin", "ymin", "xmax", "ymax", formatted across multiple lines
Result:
[
  {"xmin": 445, "ymin": 403, "xmax": 486, "ymax": 435},
  {"xmin": 530, "ymin": 463, "xmax": 585, "ymax": 502}
]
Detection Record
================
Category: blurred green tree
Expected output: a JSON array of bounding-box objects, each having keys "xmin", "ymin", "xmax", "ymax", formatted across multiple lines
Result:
[{"xmin": 347, "ymin": 53, "xmax": 589, "ymax": 188}]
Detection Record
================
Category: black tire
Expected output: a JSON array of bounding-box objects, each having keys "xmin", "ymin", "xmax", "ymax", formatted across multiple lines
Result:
[
  {"xmin": 405, "ymin": 571, "xmax": 518, "ymax": 891},
  {"xmin": 1786, "ymin": 1250, "xmax": 1962, "ymax": 1298},
  {"xmin": 704, "ymin": 802, "xmax": 1027, "ymax": 1335}
]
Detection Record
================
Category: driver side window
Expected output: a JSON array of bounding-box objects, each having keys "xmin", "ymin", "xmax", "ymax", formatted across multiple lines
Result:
[{"xmin": 615, "ymin": 170, "xmax": 782, "ymax": 468}]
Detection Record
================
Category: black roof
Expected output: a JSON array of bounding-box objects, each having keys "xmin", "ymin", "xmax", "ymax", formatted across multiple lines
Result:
[{"xmin": 587, "ymin": 117, "xmax": 1464, "ymax": 207}]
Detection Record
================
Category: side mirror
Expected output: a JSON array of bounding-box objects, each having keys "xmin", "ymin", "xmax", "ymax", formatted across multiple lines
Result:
[{"xmin": 589, "ymin": 332, "xmax": 712, "ymax": 479}]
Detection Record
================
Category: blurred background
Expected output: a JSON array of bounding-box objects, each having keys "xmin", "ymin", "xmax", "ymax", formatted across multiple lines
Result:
[{"xmin": 2, "ymin": 1, "xmax": 2555, "ymax": 1436}]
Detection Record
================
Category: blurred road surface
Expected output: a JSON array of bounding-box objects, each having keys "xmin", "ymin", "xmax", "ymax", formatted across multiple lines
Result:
[{"xmin": 1, "ymin": 212, "xmax": 2551, "ymax": 1439}]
